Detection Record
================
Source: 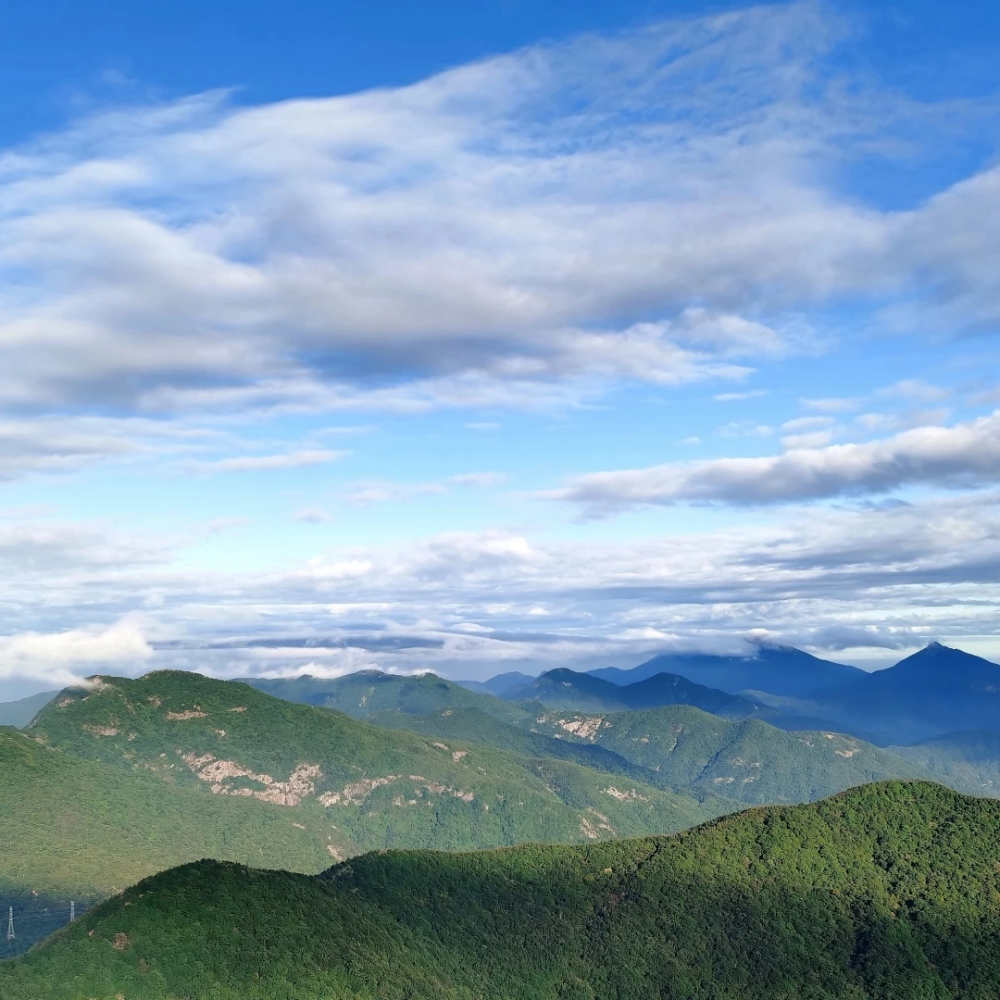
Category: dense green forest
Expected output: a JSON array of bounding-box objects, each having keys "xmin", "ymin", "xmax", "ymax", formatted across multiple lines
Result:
[
  {"xmin": 4, "ymin": 782, "xmax": 1000, "ymax": 998},
  {"xmin": 241, "ymin": 669, "xmax": 942, "ymax": 804},
  {"xmin": 0, "ymin": 726, "xmax": 342, "ymax": 957},
  {"xmin": 4, "ymin": 674, "xmax": 719, "ymax": 953}
]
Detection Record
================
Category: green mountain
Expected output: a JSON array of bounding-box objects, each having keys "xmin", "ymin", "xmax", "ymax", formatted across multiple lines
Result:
[
  {"xmin": 0, "ymin": 690, "xmax": 57, "ymax": 728},
  {"xmin": 525, "ymin": 703, "xmax": 933, "ymax": 804},
  {"xmin": 0, "ymin": 726, "xmax": 344, "ymax": 959},
  {"xmin": 27, "ymin": 671, "xmax": 717, "ymax": 853},
  {"xmin": 455, "ymin": 670, "xmax": 537, "ymax": 696},
  {"xmin": 5, "ymin": 782, "xmax": 1000, "ymax": 999},
  {"xmin": 254, "ymin": 671, "xmax": 935, "ymax": 807},
  {"xmin": 246, "ymin": 669, "xmax": 529, "ymax": 725},
  {"xmin": 890, "ymin": 729, "xmax": 1000, "ymax": 796},
  {"xmin": 503, "ymin": 666, "xmax": 761, "ymax": 716}
]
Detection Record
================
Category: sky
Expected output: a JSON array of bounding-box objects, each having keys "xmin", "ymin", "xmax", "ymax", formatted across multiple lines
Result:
[{"xmin": 1, "ymin": 0, "xmax": 1000, "ymax": 696}]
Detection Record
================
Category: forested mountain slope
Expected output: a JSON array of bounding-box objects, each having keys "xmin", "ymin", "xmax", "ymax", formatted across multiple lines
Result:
[
  {"xmin": 366, "ymin": 700, "xmax": 932, "ymax": 805},
  {"xmin": 519, "ymin": 704, "xmax": 933, "ymax": 804},
  {"xmin": 502, "ymin": 667, "xmax": 761, "ymax": 716},
  {"xmin": 5, "ymin": 782, "xmax": 1000, "ymax": 999},
  {"xmin": 27, "ymin": 671, "xmax": 716, "ymax": 854},
  {"xmin": 0, "ymin": 726, "xmax": 339, "ymax": 958},
  {"xmin": 246, "ymin": 669, "xmax": 527, "ymax": 724}
]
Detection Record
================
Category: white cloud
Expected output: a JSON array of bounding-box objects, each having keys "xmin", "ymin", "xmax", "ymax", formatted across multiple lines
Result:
[
  {"xmin": 549, "ymin": 410, "xmax": 1000, "ymax": 512},
  {"xmin": 342, "ymin": 471, "xmax": 505, "ymax": 506},
  {"xmin": 717, "ymin": 421, "xmax": 774, "ymax": 439},
  {"xmin": 714, "ymin": 390, "xmax": 768, "ymax": 402},
  {"xmin": 194, "ymin": 449, "xmax": 346, "ymax": 473},
  {"xmin": 0, "ymin": 616, "xmax": 154, "ymax": 687},
  {"xmin": 875, "ymin": 379, "xmax": 949, "ymax": 402},
  {"xmin": 0, "ymin": 0, "xmax": 987, "ymax": 431},
  {"xmin": 448, "ymin": 472, "xmax": 506, "ymax": 487},
  {"xmin": 4, "ymin": 493, "xmax": 1000, "ymax": 684},
  {"xmin": 801, "ymin": 397, "xmax": 863, "ymax": 413},
  {"xmin": 293, "ymin": 507, "xmax": 335, "ymax": 524}
]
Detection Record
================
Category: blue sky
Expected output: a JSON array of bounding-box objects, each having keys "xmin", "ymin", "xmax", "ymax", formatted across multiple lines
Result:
[{"xmin": 1, "ymin": 0, "xmax": 999, "ymax": 695}]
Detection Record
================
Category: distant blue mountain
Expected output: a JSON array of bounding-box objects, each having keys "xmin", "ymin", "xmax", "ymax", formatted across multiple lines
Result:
[
  {"xmin": 0, "ymin": 690, "xmax": 58, "ymax": 728},
  {"xmin": 454, "ymin": 671, "xmax": 537, "ymax": 697},
  {"xmin": 807, "ymin": 642, "xmax": 1000, "ymax": 744},
  {"xmin": 500, "ymin": 667, "xmax": 763, "ymax": 718},
  {"xmin": 589, "ymin": 643, "xmax": 863, "ymax": 698}
]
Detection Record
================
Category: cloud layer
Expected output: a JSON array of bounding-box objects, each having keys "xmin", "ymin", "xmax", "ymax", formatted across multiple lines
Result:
[
  {"xmin": 4, "ymin": 492, "xmax": 1000, "ymax": 686},
  {"xmin": 0, "ymin": 1, "xmax": 995, "ymax": 434},
  {"xmin": 551, "ymin": 411, "xmax": 1000, "ymax": 513}
]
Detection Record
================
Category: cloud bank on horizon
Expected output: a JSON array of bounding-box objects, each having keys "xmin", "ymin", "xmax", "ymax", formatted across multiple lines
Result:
[{"xmin": 1, "ymin": 1, "xmax": 999, "ymax": 691}]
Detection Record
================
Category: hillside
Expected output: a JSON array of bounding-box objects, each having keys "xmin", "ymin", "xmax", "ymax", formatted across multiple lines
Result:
[
  {"xmin": 891, "ymin": 729, "xmax": 1000, "ymax": 795},
  {"xmin": 0, "ymin": 726, "xmax": 342, "ymax": 958},
  {"xmin": 246, "ymin": 670, "xmax": 528, "ymax": 726},
  {"xmin": 527, "ymin": 703, "xmax": 932, "ymax": 804},
  {"xmin": 503, "ymin": 667, "xmax": 761, "ymax": 716},
  {"xmin": 454, "ymin": 670, "xmax": 536, "ymax": 697},
  {"xmin": 5, "ymin": 782, "xmax": 1000, "ymax": 998},
  {"xmin": 368, "ymin": 705, "xmax": 671, "ymax": 788},
  {"xmin": 27, "ymin": 671, "xmax": 717, "ymax": 853},
  {"xmin": 591, "ymin": 642, "xmax": 863, "ymax": 697}
]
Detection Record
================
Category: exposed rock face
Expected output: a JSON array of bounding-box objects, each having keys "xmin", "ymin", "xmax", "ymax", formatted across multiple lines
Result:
[
  {"xmin": 83, "ymin": 724, "xmax": 119, "ymax": 737},
  {"xmin": 602, "ymin": 786, "xmax": 649, "ymax": 802},
  {"xmin": 539, "ymin": 714, "xmax": 606, "ymax": 740},
  {"xmin": 165, "ymin": 709, "xmax": 207, "ymax": 721},
  {"xmin": 319, "ymin": 776, "xmax": 400, "ymax": 807},
  {"xmin": 178, "ymin": 752, "xmax": 322, "ymax": 807}
]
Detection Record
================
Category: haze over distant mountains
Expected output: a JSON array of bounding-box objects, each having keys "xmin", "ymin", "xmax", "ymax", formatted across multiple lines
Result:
[{"xmin": 587, "ymin": 642, "xmax": 865, "ymax": 697}]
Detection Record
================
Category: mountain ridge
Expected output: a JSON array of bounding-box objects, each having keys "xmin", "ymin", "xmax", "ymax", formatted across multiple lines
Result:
[{"xmin": 5, "ymin": 781, "xmax": 1000, "ymax": 999}]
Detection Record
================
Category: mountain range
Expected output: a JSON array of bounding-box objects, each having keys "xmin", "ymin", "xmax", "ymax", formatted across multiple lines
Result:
[
  {"xmin": 496, "ymin": 641, "xmax": 1000, "ymax": 745},
  {"xmin": 588, "ymin": 641, "xmax": 865, "ymax": 696},
  {"xmin": 5, "ymin": 639, "xmax": 1000, "ymax": 965},
  {"xmin": 4, "ymin": 781, "xmax": 1000, "ymax": 999}
]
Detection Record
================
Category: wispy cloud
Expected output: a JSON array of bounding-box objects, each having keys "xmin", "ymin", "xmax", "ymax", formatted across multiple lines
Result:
[
  {"xmin": 549, "ymin": 411, "xmax": 1000, "ymax": 513},
  {"xmin": 343, "ymin": 472, "xmax": 505, "ymax": 506},
  {"xmin": 0, "ymin": 1, "xmax": 992, "ymax": 430},
  {"xmin": 293, "ymin": 507, "xmax": 335, "ymax": 524},
  {"xmin": 193, "ymin": 449, "xmax": 347, "ymax": 473}
]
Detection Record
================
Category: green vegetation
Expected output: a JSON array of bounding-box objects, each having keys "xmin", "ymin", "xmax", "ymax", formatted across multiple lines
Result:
[
  {"xmin": 247, "ymin": 670, "xmax": 529, "ymax": 725},
  {"xmin": 242, "ymin": 669, "xmax": 940, "ymax": 807},
  {"xmin": 528, "ymin": 704, "xmax": 933, "ymax": 804},
  {"xmin": 0, "ymin": 726, "xmax": 341, "ymax": 958},
  {"xmin": 506, "ymin": 667, "xmax": 761, "ymax": 716},
  {"xmin": 5, "ymin": 782, "xmax": 1000, "ymax": 998},
  {"xmin": 891, "ymin": 730, "xmax": 1000, "ymax": 795},
  {"xmin": 384, "ymin": 701, "xmax": 934, "ymax": 806},
  {"xmin": 28, "ymin": 672, "xmax": 714, "ymax": 846}
]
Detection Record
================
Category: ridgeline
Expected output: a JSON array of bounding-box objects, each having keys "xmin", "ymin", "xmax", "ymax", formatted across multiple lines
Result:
[{"xmin": 3, "ymin": 782, "xmax": 1000, "ymax": 998}]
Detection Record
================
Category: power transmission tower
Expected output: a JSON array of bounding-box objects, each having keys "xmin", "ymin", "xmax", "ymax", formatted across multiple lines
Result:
[{"xmin": 6, "ymin": 906, "xmax": 13, "ymax": 941}]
